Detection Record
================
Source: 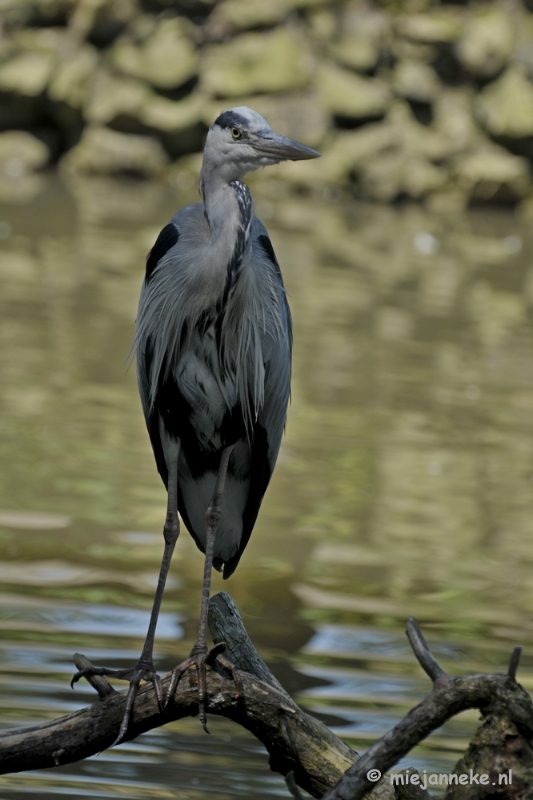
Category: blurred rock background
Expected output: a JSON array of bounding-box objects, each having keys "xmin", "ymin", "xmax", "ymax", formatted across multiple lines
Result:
[{"xmin": 1, "ymin": 0, "xmax": 533, "ymax": 207}]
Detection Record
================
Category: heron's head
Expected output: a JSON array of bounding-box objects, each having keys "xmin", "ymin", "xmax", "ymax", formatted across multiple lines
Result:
[{"xmin": 202, "ymin": 107, "xmax": 320, "ymax": 186}]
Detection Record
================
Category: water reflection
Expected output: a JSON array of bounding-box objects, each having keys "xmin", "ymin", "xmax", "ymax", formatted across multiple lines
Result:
[{"xmin": 1, "ymin": 174, "xmax": 532, "ymax": 797}]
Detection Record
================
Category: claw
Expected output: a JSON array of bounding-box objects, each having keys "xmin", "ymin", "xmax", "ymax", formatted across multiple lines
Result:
[
  {"xmin": 215, "ymin": 652, "xmax": 244, "ymax": 703},
  {"xmin": 70, "ymin": 659, "xmax": 163, "ymax": 747},
  {"xmin": 165, "ymin": 642, "xmax": 241, "ymax": 732},
  {"xmin": 110, "ymin": 672, "xmax": 143, "ymax": 747},
  {"xmin": 165, "ymin": 655, "xmax": 197, "ymax": 709},
  {"xmin": 71, "ymin": 665, "xmax": 114, "ymax": 690}
]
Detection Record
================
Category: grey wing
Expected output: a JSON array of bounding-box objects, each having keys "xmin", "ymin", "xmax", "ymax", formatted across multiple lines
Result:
[
  {"xmin": 135, "ymin": 209, "xmax": 190, "ymax": 488},
  {"xmin": 255, "ymin": 221, "xmax": 292, "ymax": 465},
  {"xmin": 223, "ymin": 219, "xmax": 292, "ymax": 577}
]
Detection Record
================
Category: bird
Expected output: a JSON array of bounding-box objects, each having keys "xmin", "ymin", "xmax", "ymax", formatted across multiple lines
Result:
[{"xmin": 71, "ymin": 106, "xmax": 320, "ymax": 745}]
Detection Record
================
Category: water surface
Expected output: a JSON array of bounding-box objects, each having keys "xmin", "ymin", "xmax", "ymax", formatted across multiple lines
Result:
[{"xmin": 0, "ymin": 172, "xmax": 532, "ymax": 797}]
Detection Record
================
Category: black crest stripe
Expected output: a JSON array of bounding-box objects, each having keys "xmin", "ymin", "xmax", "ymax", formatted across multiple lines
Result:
[
  {"xmin": 214, "ymin": 110, "xmax": 249, "ymax": 129},
  {"xmin": 146, "ymin": 223, "xmax": 179, "ymax": 284}
]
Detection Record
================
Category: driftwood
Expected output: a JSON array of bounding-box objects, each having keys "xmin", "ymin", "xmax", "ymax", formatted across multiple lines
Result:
[
  {"xmin": 322, "ymin": 621, "xmax": 533, "ymax": 800},
  {"xmin": 0, "ymin": 592, "xmax": 532, "ymax": 800}
]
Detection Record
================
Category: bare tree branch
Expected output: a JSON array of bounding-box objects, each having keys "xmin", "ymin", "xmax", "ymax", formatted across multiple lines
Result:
[
  {"xmin": 321, "ymin": 621, "xmax": 533, "ymax": 800},
  {"xmin": 405, "ymin": 617, "xmax": 449, "ymax": 688},
  {"xmin": 1, "ymin": 596, "xmax": 532, "ymax": 800},
  {"xmin": 0, "ymin": 592, "xmax": 362, "ymax": 799},
  {"xmin": 507, "ymin": 646, "xmax": 522, "ymax": 683},
  {"xmin": 72, "ymin": 653, "xmax": 116, "ymax": 698}
]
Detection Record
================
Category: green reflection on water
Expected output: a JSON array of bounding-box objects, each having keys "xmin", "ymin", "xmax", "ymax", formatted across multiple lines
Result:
[{"xmin": 1, "ymin": 174, "xmax": 533, "ymax": 793}]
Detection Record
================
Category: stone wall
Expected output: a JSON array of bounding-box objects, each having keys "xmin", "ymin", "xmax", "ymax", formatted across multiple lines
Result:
[{"xmin": 1, "ymin": 0, "xmax": 533, "ymax": 207}]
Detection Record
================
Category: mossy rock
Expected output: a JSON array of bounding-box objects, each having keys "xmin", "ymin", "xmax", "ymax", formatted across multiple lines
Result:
[
  {"xmin": 0, "ymin": 26, "xmax": 95, "ymax": 102},
  {"xmin": 456, "ymin": 7, "xmax": 515, "ymax": 79},
  {"xmin": 208, "ymin": 0, "xmax": 290, "ymax": 32},
  {"xmin": 329, "ymin": 36, "xmax": 379, "ymax": 72},
  {"xmin": 48, "ymin": 45, "xmax": 99, "ymax": 109},
  {"xmin": 82, "ymin": 67, "xmax": 205, "ymax": 155},
  {"xmin": 318, "ymin": 62, "xmax": 392, "ymax": 120},
  {"xmin": 475, "ymin": 66, "xmax": 533, "ymax": 139},
  {"xmin": 82, "ymin": 69, "xmax": 150, "ymax": 126},
  {"xmin": 289, "ymin": 0, "xmax": 329, "ymax": 6},
  {"xmin": 9, "ymin": 24, "xmax": 69, "ymax": 52},
  {"xmin": 0, "ymin": 0, "xmax": 75, "ymax": 28},
  {"xmin": 201, "ymin": 28, "xmax": 314, "ymax": 97},
  {"xmin": 395, "ymin": 13, "xmax": 461, "ymax": 44},
  {"xmin": 141, "ymin": 93, "xmax": 206, "ymax": 134},
  {"xmin": 385, "ymin": 102, "xmax": 459, "ymax": 162},
  {"xmin": 433, "ymin": 88, "xmax": 481, "ymax": 152},
  {"xmin": 454, "ymin": 144, "xmax": 530, "ymax": 203},
  {"xmin": 60, "ymin": 126, "xmax": 169, "ymax": 178},
  {"xmin": 278, "ymin": 124, "xmax": 397, "ymax": 189},
  {"xmin": 392, "ymin": 59, "xmax": 440, "ymax": 103},
  {"xmin": 0, "ymin": 51, "xmax": 56, "ymax": 96},
  {"xmin": 329, "ymin": 5, "xmax": 389, "ymax": 72},
  {"xmin": 0, "ymin": 130, "xmax": 49, "ymax": 174},
  {"xmin": 109, "ymin": 17, "xmax": 198, "ymax": 90},
  {"xmin": 280, "ymin": 102, "xmax": 458, "ymax": 191},
  {"xmin": 358, "ymin": 151, "xmax": 447, "ymax": 202}
]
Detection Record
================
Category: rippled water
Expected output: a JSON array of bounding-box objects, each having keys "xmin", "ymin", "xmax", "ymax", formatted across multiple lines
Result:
[{"xmin": 1, "ymin": 171, "xmax": 532, "ymax": 797}]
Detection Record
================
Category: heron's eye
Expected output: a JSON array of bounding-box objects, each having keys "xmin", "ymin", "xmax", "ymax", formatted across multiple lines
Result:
[{"xmin": 231, "ymin": 127, "xmax": 242, "ymax": 140}]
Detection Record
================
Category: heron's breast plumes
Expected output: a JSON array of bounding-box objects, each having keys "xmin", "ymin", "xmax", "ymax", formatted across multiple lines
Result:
[{"xmin": 137, "ymin": 272, "xmax": 265, "ymax": 446}]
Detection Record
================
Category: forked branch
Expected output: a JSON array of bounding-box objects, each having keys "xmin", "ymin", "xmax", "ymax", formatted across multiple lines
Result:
[
  {"xmin": 322, "ymin": 619, "xmax": 533, "ymax": 800},
  {"xmin": 0, "ymin": 596, "xmax": 531, "ymax": 800}
]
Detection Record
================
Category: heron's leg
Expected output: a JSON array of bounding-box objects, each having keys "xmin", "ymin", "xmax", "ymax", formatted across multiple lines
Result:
[
  {"xmin": 71, "ymin": 452, "xmax": 180, "ymax": 747},
  {"xmin": 166, "ymin": 445, "xmax": 234, "ymax": 731}
]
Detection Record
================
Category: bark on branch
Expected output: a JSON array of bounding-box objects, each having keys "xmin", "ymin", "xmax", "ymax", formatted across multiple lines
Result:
[
  {"xmin": 0, "ymin": 592, "xmax": 361, "ymax": 799},
  {"xmin": 323, "ymin": 618, "xmax": 533, "ymax": 800},
  {"xmin": 0, "ymin": 596, "xmax": 532, "ymax": 800}
]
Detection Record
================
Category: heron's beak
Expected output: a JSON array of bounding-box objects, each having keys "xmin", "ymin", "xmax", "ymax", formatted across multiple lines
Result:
[{"xmin": 253, "ymin": 132, "xmax": 320, "ymax": 162}]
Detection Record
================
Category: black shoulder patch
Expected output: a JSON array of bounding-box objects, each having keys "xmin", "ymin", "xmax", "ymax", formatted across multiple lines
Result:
[
  {"xmin": 213, "ymin": 110, "xmax": 249, "ymax": 130},
  {"xmin": 145, "ymin": 223, "xmax": 179, "ymax": 284},
  {"xmin": 258, "ymin": 234, "xmax": 282, "ymax": 278}
]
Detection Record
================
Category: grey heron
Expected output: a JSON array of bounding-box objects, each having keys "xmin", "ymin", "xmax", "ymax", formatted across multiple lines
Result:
[{"xmin": 72, "ymin": 107, "xmax": 319, "ymax": 744}]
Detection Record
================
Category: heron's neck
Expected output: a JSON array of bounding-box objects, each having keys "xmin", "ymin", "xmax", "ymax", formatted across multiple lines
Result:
[
  {"xmin": 201, "ymin": 167, "xmax": 253, "ymax": 247},
  {"xmin": 200, "ymin": 170, "xmax": 254, "ymax": 304}
]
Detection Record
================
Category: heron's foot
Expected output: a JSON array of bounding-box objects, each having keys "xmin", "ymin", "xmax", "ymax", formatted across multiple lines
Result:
[
  {"xmin": 71, "ymin": 659, "xmax": 164, "ymax": 747},
  {"xmin": 165, "ymin": 642, "xmax": 242, "ymax": 733},
  {"xmin": 166, "ymin": 644, "xmax": 210, "ymax": 732}
]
